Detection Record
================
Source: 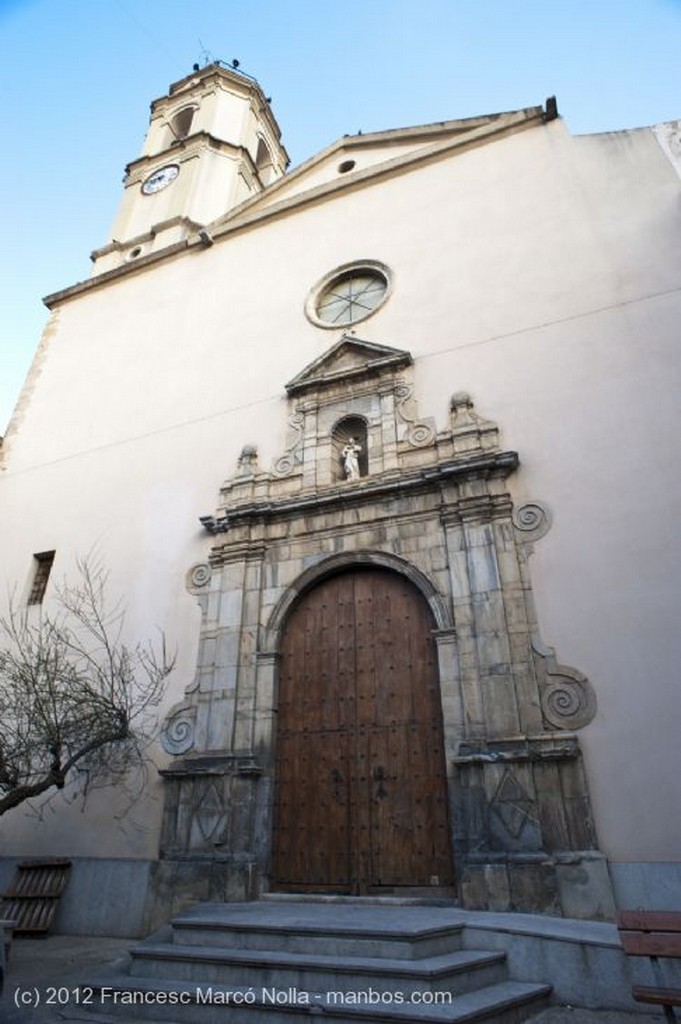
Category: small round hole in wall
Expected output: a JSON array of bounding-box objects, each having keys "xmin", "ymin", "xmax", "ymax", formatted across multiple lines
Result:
[
  {"xmin": 128, "ymin": 246, "xmax": 143, "ymax": 260},
  {"xmin": 338, "ymin": 159, "xmax": 356, "ymax": 174}
]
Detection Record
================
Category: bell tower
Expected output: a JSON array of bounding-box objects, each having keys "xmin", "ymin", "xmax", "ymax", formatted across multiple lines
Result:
[{"xmin": 91, "ymin": 63, "xmax": 289, "ymax": 274}]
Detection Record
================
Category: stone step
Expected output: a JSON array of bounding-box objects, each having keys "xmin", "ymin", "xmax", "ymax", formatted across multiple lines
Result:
[
  {"xmin": 78, "ymin": 978, "xmax": 551, "ymax": 1024},
  {"xmin": 67, "ymin": 902, "xmax": 553, "ymax": 1024},
  {"xmin": 173, "ymin": 900, "xmax": 464, "ymax": 928},
  {"xmin": 128, "ymin": 943, "xmax": 508, "ymax": 997},
  {"xmin": 261, "ymin": 893, "xmax": 454, "ymax": 907},
  {"xmin": 172, "ymin": 908, "xmax": 464, "ymax": 959}
]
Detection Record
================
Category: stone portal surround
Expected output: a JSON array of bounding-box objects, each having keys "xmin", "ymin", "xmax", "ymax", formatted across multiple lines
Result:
[{"xmin": 154, "ymin": 336, "xmax": 606, "ymax": 923}]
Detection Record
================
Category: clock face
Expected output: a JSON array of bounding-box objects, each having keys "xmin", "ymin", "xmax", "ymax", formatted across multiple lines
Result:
[{"xmin": 141, "ymin": 164, "xmax": 180, "ymax": 195}]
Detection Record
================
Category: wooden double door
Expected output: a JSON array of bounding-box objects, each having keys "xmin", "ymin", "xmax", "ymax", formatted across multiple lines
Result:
[{"xmin": 270, "ymin": 567, "xmax": 454, "ymax": 894}]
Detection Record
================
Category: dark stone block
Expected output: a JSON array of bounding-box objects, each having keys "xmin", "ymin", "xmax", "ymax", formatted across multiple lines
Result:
[{"xmin": 508, "ymin": 860, "xmax": 561, "ymax": 916}]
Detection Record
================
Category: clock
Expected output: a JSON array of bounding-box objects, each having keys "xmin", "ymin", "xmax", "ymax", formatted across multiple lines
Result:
[{"xmin": 141, "ymin": 164, "xmax": 180, "ymax": 195}]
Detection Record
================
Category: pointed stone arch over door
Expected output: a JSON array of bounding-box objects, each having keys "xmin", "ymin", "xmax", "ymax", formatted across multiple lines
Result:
[{"xmin": 270, "ymin": 566, "xmax": 454, "ymax": 895}]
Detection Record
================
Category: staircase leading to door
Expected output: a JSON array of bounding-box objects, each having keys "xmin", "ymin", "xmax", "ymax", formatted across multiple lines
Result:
[{"xmin": 83, "ymin": 899, "xmax": 551, "ymax": 1023}]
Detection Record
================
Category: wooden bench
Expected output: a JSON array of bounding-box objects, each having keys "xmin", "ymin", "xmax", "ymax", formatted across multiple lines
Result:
[{"xmin": 617, "ymin": 911, "xmax": 681, "ymax": 1022}]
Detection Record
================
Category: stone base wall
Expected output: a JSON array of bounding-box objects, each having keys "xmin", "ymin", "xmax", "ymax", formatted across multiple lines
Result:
[
  {"xmin": 457, "ymin": 909, "xmax": 681, "ymax": 1011},
  {"xmin": 459, "ymin": 852, "xmax": 616, "ymax": 921},
  {"xmin": 610, "ymin": 861, "xmax": 681, "ymax": 912},
  {"xmin": 144, "ymin": 856, "xmax": 256, "ymax": 934}
]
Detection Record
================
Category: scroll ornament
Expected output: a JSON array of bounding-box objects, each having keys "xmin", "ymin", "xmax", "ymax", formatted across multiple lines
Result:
[
  {"xmin": 395, "ymin": 381, "xmax": 436, "ymax": 448},
  {"xmin": 188, "ymin": 563, "xmax": 211, "ymax": 589},
  {"xmin": 513, "ymin": 501, "xmax": 553, "ymax": 543},
  {"xmin": 533, "ymin": 637, "xmax": 597, "ymax": 731},
  {"xmin": 542, "ymin": 675, "xmax": 597, "ymax": 731},
  {"xmin": 273, "ymin": 411, "xmax": 305, "ymax": 477},
  {"xmin": 161, "ymin": 704, "xmax": 197, "ymax": 755}
]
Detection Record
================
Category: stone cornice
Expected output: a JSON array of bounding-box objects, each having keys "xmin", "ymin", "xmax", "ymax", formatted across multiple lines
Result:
[
  {"xmin": 123, "ymin": 131, "xmax": 248, "ymax": 181},
  {"xmin": 90, "ymin": 216, "xmax": 197, "ymax": 260},
  {"xmin": 453, "ymin": 734, "xmax": 581, "ymax": 765},
  {"xmin": 159, "ymin": 753, "xmax": 263, "ymax": 778},
  {"xmin": 43, "ymin": 240, "xmax": 192, "ymax": 308},
  {"xmin": 199, "ymin": 450, "xmax": 519, "ymax": 535}
]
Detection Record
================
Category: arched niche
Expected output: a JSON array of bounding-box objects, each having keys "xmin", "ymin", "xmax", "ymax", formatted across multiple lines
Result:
[{"xmin": 332, "ymin": 415, "xmax": 369, "ymax": 481}]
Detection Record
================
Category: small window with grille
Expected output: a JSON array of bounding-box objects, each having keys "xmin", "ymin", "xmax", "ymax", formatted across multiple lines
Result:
[{"xmin": 27, "ymin": 551, "xmax": 55, "ymax": 605}]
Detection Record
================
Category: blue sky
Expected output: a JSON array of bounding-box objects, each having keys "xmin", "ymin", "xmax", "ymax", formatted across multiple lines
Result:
[{"xmin": 1, "ymin": 0, "xmax": 679, "ymax": 432}]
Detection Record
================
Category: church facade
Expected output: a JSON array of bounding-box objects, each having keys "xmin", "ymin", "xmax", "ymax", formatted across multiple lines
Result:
[{"xmin": 1, "ymin": 64, "xmax": 680, "ymax": 935}]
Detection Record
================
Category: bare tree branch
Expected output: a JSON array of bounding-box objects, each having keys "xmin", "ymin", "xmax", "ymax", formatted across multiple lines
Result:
[{"xmin": 0, "ymin": 557, "xmax": 175, "ymax": 817}]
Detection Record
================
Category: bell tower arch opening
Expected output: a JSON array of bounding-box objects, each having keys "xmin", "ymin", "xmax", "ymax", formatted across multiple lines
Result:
[
  {"xmin": 166, "ymin": 105, "xmax": 196, "ymax": 144},
  {"xmin": 255, "ymin": 135, "xmax": 277, "ymax": 186}
]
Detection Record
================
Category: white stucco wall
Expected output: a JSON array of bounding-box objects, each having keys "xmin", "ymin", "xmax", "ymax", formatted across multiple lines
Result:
[{"xmin": 1, "ymin": 117, "xmax": 679, "ymax": 882}]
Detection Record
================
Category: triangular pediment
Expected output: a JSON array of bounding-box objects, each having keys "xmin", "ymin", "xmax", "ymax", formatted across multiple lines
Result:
[
  {"xmin": 211, "ymin": 105, "xmax": 546, "ymax": 232},
  {"xmin": 286, "ymin": 335, "xmax": 413, "ymax": 395}
]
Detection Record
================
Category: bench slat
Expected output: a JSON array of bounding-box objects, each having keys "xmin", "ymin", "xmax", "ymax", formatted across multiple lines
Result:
[
  {"xmin": 618, "ymin": 911, "xmax": 681, "ymax": 932},
  {"xmin": 632, "ymin": 985, "xmax": 681, "ymax": 1007},
  {"xmin": 620, "ymin": 931, "xmax": 681, "ymax": 958}
]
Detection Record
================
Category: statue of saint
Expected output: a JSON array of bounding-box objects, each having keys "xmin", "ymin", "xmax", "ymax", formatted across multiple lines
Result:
[{"xmin": 342, "ymin": 438, "xmax": 361, "ymax": 480}]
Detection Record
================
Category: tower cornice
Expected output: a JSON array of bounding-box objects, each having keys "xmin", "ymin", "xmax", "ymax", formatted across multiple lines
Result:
[{"xmin": 123, "ymin": 132, "xmax": 261, "ymax": 181}]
